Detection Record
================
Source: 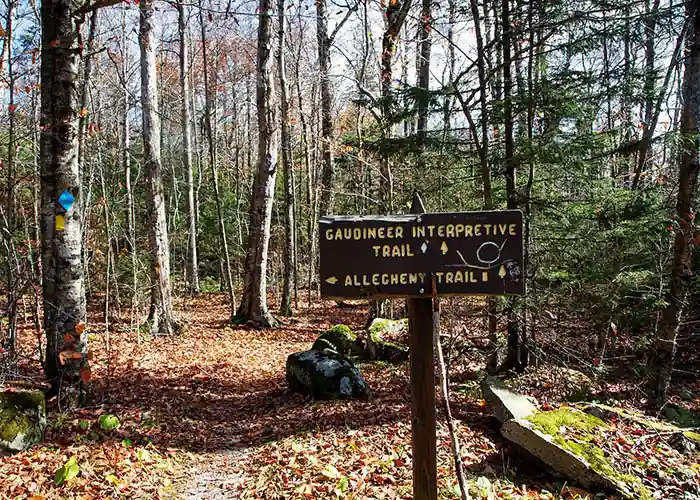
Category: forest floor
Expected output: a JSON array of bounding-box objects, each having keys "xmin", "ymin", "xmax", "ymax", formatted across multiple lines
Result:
[{"xmin": 1, "ymin": 293, "xmax": 699, "ymax": 499}]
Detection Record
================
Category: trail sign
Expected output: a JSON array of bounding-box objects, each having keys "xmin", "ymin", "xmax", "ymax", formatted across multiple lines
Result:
[{"xmin": 319, "ymin": 210, "xmax": 524, "ymax": 299}]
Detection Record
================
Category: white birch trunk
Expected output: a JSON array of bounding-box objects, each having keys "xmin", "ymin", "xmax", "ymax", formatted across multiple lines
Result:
[
  {"xmin": 40, "ymin": 0, "xmax": 88, "ymax": 406},
  {"xmin": 139, "ymin": 0, "xmax": 178, "ymax": 335},
  {"xmin": 178, "ymin": 0, "xmax": 200, "ymax": 296},
  {"xmin": 235, "ymin": 0, "xmax": 278, "ymax": 327}
]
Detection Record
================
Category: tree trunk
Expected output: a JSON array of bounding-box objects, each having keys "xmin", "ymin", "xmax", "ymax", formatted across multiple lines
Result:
[
  {"xmin": 633, "ymin": 13, "xmax": 688, "ymax": 190},
  {"xmin": 416, "ymin": 0, "xmax": 431, "ymax": 150},
  {"xmin": 4, "ymin": 0, "xmax": 18, "ymax": 359},
  {"xmin": 120, "ymin": 9, "xmax": 138, "ymax": 322},
  {"xmin": 139, "ymin": 0, "xmax": 179, "ymax": 336},
  {"xmin": 650, "ymin": 1, "xmax": 700, "ymax": 407},
  {"xmin": 40, "ymin": 0, "xmax": 89, "ymax": 406},
  {"xmin": 235, "ymin": 0, "xmax": 279, "ymax": 327},
  {"xmin": 465, "ymin": 0, "xmax": 498, "ymax": 356},
  {"xmin": 178, "ymin": 0, "xmax": 200, "ymax": 296},
  {"xmin": 78, "ymin": 10, "xmax": 99, "ymax": 302},
  {"xmin": 316, "ymin": 0, "xmax": 334, "ymax": 216},
  {"xmin": 200, "ymin": 0, "xmax": 236, "ymax": 316},
  {"xmin": 278, "ymin": 0, "xmax": 294, "ymax": 316},
  {"xmin": 442, "ymin": 0, "xmax": 455, "ymax": 141},
  {"xmin": 500, "ymin": 0, "xmax": 527, "ymax": 374}
]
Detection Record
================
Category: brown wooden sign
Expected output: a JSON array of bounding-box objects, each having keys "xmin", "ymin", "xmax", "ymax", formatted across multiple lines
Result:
[{"xmin": 319, "ymin": 210, "xmax": 524, "ymax": 299}]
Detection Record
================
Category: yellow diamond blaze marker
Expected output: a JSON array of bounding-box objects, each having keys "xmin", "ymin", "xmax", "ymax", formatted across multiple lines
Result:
[
  {"xmin": 325, "ymin": 276, "xmax": 338, "ymax": 285},
  {"xmin": 55, "ymin": 215, "xmax": 65, "ymax": 231},
  {"xmin": 498, "ymin": 265, "xmax": 506, "ymax": 278}
]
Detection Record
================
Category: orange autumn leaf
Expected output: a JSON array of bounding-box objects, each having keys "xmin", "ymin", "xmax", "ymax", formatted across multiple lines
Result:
[
  {"xmin": 80, "ymin": 367, "xmax": 91, "ymax": 383},
  {"xmin": 59, "ymin": 350, "xmax": 74, "ymax": 365},
  {"xmin": 79, "ymin": 107, "xmax": 88, "ymax": 118},
  {"xmin": 71, "ymin": 352, "xmax": 83, "ymax": 359},
  {"xmin": 75, "ymin": 321, "xmax": 87, "ymax": 334},
  {"xmin": 64, "ymin": 333, "xmax": 74, "ymax": 343}
]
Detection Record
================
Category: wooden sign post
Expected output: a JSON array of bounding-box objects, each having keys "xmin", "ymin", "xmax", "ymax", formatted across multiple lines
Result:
[
  {"xmin": 319, "ymin": 194, "xmax": 524, "ymax": 499},
  {"xmin": 407, "ymin": 193, "xmax": 437, "ymax": 499}
]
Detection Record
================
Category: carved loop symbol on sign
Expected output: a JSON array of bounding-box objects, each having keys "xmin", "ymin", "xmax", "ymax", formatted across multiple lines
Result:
[{"xmin": 476, "ymin": 240, "xmax": 506, "ymax": 265}]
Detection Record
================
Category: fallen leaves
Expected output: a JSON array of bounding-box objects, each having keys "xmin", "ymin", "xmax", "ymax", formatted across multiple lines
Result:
[{"xmin": 3, "ymin": 294, "xmax": 698, "ymax": 500}]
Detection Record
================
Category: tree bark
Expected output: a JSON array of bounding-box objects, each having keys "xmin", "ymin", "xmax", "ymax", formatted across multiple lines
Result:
[
  {"xmin": 416, "ymin": 0, "xmax": 431, "ymax": 150},
  {"xmin": 316, "ymin": 0, "xmax": 334, "ymax": 216},
  {"xmin": 379, "ymin": 0, "xmax": 412, "ymax": 214},
  {"xmin": 4, "ymin": 0, "xmax": 18, "ymax": 358},
  {"xmin": 500, "ymin": 0, "xmax": 527, "ymax": 374},
  {"xmin": 633, "ymin": 13, "xmax": 688, "ymax": 190},
  {"xmin": 650, "ymin": 1, "xmax": 700, "ymax": 407},
  {"xmin": 199, "ymin": 0, "xmax": 236, "ymax": 316},
  {"xmin": 235, "ymin": 0, "xmax": 279, "ymax": 327},
  {"xmin": 139, "ymin": 0, "xmax": 179, "ymax": 336},
  {"xmin": 40, "ymin": 0, "xmax": 89, "ymax": 406},
  {"xmin": 178, "ymin": 0, "xmax": 200, "ymax": 296},
  {"xmin": 77, "ymin": 10, "xmax": 99, "ymax": 301},
  {"xmin": 278, "ymin": 0, "xmax": 294, "ymax": 316}
]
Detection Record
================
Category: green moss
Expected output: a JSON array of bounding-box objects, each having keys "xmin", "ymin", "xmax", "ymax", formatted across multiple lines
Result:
[
  {"xmin": 527, "ymin": 407, "xmax": 608, "ymax": 434},
  {"xmin": 583, "ymin": 403, "xmax": 693, "ymax": 432},
  {"xmin": 1, "ymin": 411, "xmax": 34, "ymax": 442},
  {"xmin": 683, "ymin": 431, "xmax": 700, "ymax": 442},
  {"xmin": 368, "ymin": 318, "xmax": 407, "ymax": 343},
  {"xmin": 326, "ymin": 324, "xmax": 353, "ymax": 336},
  {"xmin": 0, "ymin": 391, "xmax": 46, "ymax": 450},
  {"xmin": 314, "ymin": 325, "xmax": 356, "ymax": 356},
  {"xmin": 526, "ymin": 408, "xmax": 651, "ymax": 500},
  {"xmin": 312, "ymin": 338, "xmax": 338, "ymax": 353}
]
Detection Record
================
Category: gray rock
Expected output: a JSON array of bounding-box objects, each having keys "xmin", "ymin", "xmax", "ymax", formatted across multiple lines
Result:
[
  {"xmin": 368, "ymin": 318, "xmax": 407, "ymax": 343},
  {"xmin": 0, "ymin": 389, "xmax": 46, "ymax": 453},
  {"xmin": 366, "ymin": 319, "xmax": 409, "ymax": 363},
  {"xmin": 286, "ymin": 350, "xmax": 371, "ymax": 400},
  {"xmin": 375, "ymin": 341, "xmax": 409, "ymax": 363},
  {"xmin": 481, "ymin": 376, "xmax": 537, "ymax": 424},
  {"xmin": 501, "ymin": 418, "xmax": 640, "ymax": 499}
]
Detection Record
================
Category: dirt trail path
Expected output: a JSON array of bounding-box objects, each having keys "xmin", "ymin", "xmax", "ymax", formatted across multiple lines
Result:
[{"xmin": 94, "ymin": 294, "xmax": 360, "ymax": 499}]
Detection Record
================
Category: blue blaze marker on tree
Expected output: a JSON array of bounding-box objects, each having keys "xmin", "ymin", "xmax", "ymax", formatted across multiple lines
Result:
[{"xmin": 58, "ymin": 190, "xmax": 74, "ymax": 212}]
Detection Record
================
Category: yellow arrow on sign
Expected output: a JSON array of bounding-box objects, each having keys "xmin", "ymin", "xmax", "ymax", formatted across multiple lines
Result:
[
  {"xmin": 440, "ymin": 241, "xmax": 448, "ymax": 255},
  {"xmin": 325, "ymin": 276, "xmax": 338, "ymax": 285}
]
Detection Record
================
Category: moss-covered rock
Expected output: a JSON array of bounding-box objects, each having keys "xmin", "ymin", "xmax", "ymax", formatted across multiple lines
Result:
[
  {"xmin": 0, "ymin": 389, "xmax": 46, "ymax": 453},
  {"xmin": 312, "ymin": 324, "xmax": 362, "ymax": 357},
  {"xmin": 521, "ymin": 408, "xmax": 651, "ymax": 500},
  {"xmin": 368, "ymin": 318, "xmax": 407, "ymax": 343},
  {"xmin": 286, "ymin": 350, "xmax": 371, "ymax": 400},
  {"xmin": 365, "ymin": 319, "xmax": 409, "ymax": 363},
  {"xmin": 375, "ymin": 341, "xmax": 409, "ymax": 363}
]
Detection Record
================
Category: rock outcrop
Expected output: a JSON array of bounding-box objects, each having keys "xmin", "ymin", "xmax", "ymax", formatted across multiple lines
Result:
[
  {"xmin": 481, "ymin": 376, "xmax": 538, "ymax": 424},
  {"xmin": 1, "ymin": 388, "xmax": 46, "ymax": 453},
  {"xmin": 286, "ymin": 350, "xmax": 371, "ymax": 400},
  {"xmin": 311, "ymin": 325, "xmax": 363, "ymax": 357},
  {"xmin": 482, "ymin": 379, "xmax": 651, "ymax": 500}
]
